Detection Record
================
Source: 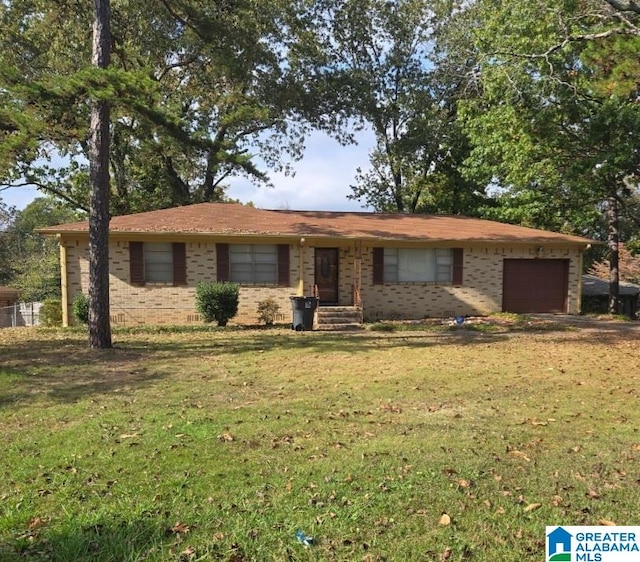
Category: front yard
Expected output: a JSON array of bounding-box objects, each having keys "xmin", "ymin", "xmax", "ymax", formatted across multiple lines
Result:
[{"xmin": 1, "ymin": 318, "xmax": 639, "ymax": 561}]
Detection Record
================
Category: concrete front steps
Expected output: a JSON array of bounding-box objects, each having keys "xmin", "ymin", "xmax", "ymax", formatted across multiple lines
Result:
[{"xmin": 315, "ymin": 306, "xmax": 364, "ymax": 331}]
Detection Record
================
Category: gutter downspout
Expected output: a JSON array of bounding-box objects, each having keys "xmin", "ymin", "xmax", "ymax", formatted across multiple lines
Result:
[
  {"xmin": 577, "ymin": 244, "xmax": 589, "ymax": 314},
  {"xmin": 297, "ymin": 237, "xmax": 305, "ymax": 296}
]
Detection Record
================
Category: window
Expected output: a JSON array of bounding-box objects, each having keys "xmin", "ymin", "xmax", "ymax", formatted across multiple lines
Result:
[
  {"xmin": 130, "ymin": 242, "xmax": 186, "ymax": 286},
  {"xmin": 229, "ymin": 244, "xmax": 278, "ymax": 284},
  {"xmin": 373, "ymin": 247, "xmax": 463, "ymax": 285},
  {"xmin": 145, "ymin": 243, "xmax": 173, "ymax": 283},
  {"xmin": 217, "ymin": 243, "xmax": 290, "ymax": 286}
]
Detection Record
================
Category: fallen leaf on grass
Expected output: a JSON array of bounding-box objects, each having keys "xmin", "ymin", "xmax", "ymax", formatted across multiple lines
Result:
[
  {"xmin": 586, "ymin": 489, "xmax": 601, "ymax": 499},
  {"xmin": 170, "ymin": 522, "xmax": 190, "ymax": 534},
  {"xmin": 379, "ymin": 403, "xmax": 402, "ymax": 413},
  {"xmin": 599, "ymin": 519, "xmax": 616, "ymax": 526},
  {"xmin": 438, "ymin": 513, "xmax": 451, "ymax": 526},
  {"xmin": 508, "ymin": 450, "xmax": 531, "ymax": 462},
  {"xmin": 440, "ymin": 547, "xmax": 453, "ymax": 561},
  {"xmin": 524, "ymin": 503, "xmax": 542, "ymax": 513},
  {"xmin": 27, "ymin": 517, "xmax": 46, "ymax": 529},
  {"xmin": 456, "ymin": 479, "xmax": 472, "ymax": 488},
  {"xmin": 217, "ymin": 432, "xmax": 234, "ymax": 442}
]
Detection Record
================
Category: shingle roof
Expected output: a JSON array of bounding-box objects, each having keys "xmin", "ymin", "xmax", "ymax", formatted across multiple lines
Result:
[{"xmin": 39, "ymin": 202, "xmax": 593, "ymax": 245}]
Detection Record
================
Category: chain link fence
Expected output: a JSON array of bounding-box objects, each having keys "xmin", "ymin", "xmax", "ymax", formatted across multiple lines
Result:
[{"xmin": 0, "ymin": 302, "xmax": 42, "ymax": 328}]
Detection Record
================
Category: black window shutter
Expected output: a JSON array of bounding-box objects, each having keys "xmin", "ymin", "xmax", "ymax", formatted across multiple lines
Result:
[
  {"xmin": 277, "ymin": 244, "xmax": 290, "ymax": 286},
  {"xmin": 372, "ymin": 247, "xmax": 384, "ymax": 285},
  {"xmin": 452, "ymin": 248, "xmax": 464, "ymax": 286},
  {"xmin": 130, "ymin": 242, "xmax": 144, "ymax": 286},
  {"xmin": 173, "ymin": 243, "xmax": 187, "ymax": 286},
  {"xmin": 216, "ymin": 243, "xmax": 230, "ymax": 281}
]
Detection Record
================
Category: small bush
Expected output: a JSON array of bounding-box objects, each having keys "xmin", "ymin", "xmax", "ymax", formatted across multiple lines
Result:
[
  {"xmin": 367, "ymin": 322, "xmax": 396, "ymax": 332},
  {"xmin": 72, "ymin": 293, "xmax": 89, "ymax": 325},
  {"xmin": 257, "ymin": 297, "xmax": 281, "ymax": 326},
  {"xmin": 40, "ymin": 298, "xmax": 63, "ymax": 327},
  {"xmin": 196, "ymin": 282, "xmax": 240, "ymax": 327}
]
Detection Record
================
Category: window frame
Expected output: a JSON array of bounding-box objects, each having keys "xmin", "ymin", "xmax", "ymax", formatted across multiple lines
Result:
[
  {"xmin": 144, "ymin": 242, "xmax": 174, "ymax": 284},
  {"xmin": 229, "ymin": 244, "xmax": 279, "ymax": 285},
  {"xmin": 374, "ymin": 247, "xmax": 463, "ymax": 285},
  {"xmin": 129, "ymin": 242, "xmax": 187, "ymax": 287}
]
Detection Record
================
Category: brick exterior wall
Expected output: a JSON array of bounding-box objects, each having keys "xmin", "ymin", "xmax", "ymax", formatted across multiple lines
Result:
[
  {"xmin": 360, "ymin": 244, "xmax": 582, "ymax": 321},
  {"xmin": 60, "ymin": 237, "xmax": 583, "ymax": 326}
]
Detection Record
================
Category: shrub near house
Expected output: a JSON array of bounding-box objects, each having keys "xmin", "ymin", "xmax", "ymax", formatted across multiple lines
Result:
[{"xmin": 195, "ymin": 282, "xmax": 239, "ymax": 327}]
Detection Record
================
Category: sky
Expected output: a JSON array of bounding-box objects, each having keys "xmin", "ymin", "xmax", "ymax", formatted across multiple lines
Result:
[{"xmin": 1, "ymin": 129, "xmax": 377, "ymax": 213}]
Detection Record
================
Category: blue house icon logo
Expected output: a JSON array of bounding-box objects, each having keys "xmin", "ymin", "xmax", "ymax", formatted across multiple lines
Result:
[{"xmin": 547, "ymin": 527, "xmax": 572, "ymax": 561}]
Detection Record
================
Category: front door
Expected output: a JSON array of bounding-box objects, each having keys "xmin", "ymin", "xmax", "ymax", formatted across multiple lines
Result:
[{"xmin": 315, "ymin": 248, "xmax": 339, "ymax": 305}]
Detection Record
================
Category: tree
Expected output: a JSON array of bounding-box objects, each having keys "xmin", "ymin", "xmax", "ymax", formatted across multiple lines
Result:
[
  {"xmin": 292, "ymin": 0, "xmax": 486, "ymax": 214},
  {"xmin": 589, "ymin": 243, "xmax": 640, "ymax": 285},
  {"xmin": 3, "ymin": 197, "xmax": 80, "ymax": 301},
  {"xmin": 454, "ymin": 0, "xmax": 640, "ymax": 313},
  {"xmin": 88, "ymin": 0, "xmax": 112, "ymax": 349},
  {"xmin": 0, "ymin": 198, "xmax": 17, "ymax": 285},
  {"xmin": 0, "ymin": 0, "xmax": 346, "ymax": 215}
]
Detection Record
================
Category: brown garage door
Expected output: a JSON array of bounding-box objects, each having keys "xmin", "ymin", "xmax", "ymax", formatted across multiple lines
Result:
[{"xmin": 502, "ymin": 259, "xmax": 569, "ymax": 313}]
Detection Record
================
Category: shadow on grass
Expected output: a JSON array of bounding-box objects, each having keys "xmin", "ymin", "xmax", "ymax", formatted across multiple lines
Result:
[
  {"xmin": 0, "ymin": 516, "xmax": 200, "ymax": 562},
  {"xmin": 2, "ymin": 318, "xmax": 637, "ymax": 408},
  {"xmin": 0, "ymin": 332, "xmax": 170, "ymax": 408}
]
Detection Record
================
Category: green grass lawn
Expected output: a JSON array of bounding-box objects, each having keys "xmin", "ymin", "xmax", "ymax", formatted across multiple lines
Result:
[{"xmin": 1, "ymin": 319, "xmax": 639, "ymax": 561}]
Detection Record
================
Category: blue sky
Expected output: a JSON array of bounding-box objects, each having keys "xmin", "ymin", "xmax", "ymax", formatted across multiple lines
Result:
[{"xmin": 2, "ymin": 130, "xmax": 376, "ymax": 213}]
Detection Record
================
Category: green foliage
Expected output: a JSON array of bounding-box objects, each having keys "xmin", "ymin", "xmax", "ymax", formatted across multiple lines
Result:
[
  {"xmin": 256, "ymin": 296, "xmax": 280, "ymax": 326},
  {"xmin": 0, "ymin": 0, "xmax": 341, "ymax": 215},
  {"xmin": 292, "ymin": 0, "xmax": 484, "ymax": 214},
  {"xmin": 39, "ymin": 297, "xmax": 62, "ymax": 327},
  {"xmin": 195, "ymin": 282, "xmax": 239, "ymax": 327},
  {"xmin": 0, "ymin": 196, "xmax": 80, "ymax": 300},
  {"xmin": 72, "ymin": 293, "xmax": 89, "ymax": 325},
  {"xmin": 454, "ymin": 0, "xmax": 640, "ymax": 245},
  {"xmin": 367, "ymin": 321, "xmax": 397, "ymax": 332}
]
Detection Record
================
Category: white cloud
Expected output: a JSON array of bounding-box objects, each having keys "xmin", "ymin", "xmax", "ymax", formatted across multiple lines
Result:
[
  {"xmin": 227, "ymin": 129, "xmax": 376, "ymax": 211},
  {"xmin": 1, "ymin": 129, "xmax": 376, "ymax": 212}
]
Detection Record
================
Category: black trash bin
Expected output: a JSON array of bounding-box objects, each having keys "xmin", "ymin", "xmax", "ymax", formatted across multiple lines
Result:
[{"xmin": 290, "ymin": 296, "xmax": 318, "ymax": 331}]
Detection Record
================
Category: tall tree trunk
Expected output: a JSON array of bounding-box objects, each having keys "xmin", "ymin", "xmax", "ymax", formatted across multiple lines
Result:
[
  {"xmin": 606, "ymin": 195, "xmax": 620, "ymax": 315},
  {"xmin": 88, "ymin": 0, "xmax": 112, "ymax": 349}
]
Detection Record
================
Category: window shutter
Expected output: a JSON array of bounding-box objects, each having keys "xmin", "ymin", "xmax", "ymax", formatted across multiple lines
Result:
[
  {"xmin": 372, "ymin": 247, "xmax": 384, "ymax": 285},
  {"xmin": 172, "ymin": 243, "xmax": 187, "ymax": 286},
  {"xmin": 216, "ymin": 243, "xmax": 230, "ymax": 281},
  {"xmin": 452, "ymin": 248, "xmax": 464, "ymax": 286},
  {"xmin": 277, "ymin": 244, "xmax": 290, "ymax": 286},
  {"xmin": 129, "ymin": 242, "xmax": 144, "ymax": 286}
]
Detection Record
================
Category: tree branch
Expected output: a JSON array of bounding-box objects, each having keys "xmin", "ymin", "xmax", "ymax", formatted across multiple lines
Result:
[
  {"xmin": 606, "ymin": 0, "xmax": 640, "ymax": 14},
  {"xmin": 6, "ymin": 179, "xmax": 89, "ymax": 213}
]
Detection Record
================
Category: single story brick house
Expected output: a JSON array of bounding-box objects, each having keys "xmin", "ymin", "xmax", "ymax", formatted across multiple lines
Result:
[{"xmin": 40, "ymin": 203, "xmax": 593, "ymax": 327}]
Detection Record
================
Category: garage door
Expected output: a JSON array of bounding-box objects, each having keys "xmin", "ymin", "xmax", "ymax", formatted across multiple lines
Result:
[{"xmin": 502, "ymin": 259, "xmax": 569, "ymax": 313}]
